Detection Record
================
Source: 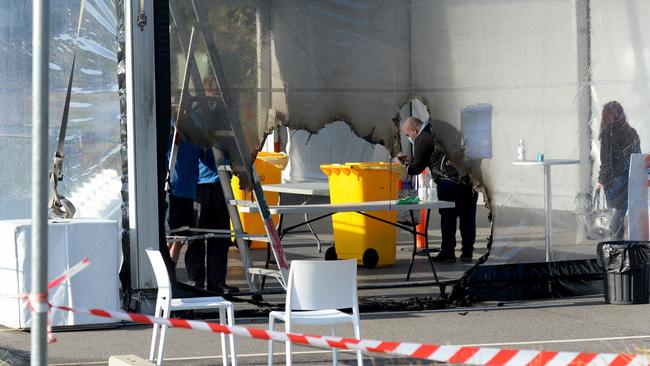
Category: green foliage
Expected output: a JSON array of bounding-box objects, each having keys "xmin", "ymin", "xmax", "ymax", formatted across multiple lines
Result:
[{"xmin": 202, "ymin": 5, "xmax": 257, "ymax": 89}]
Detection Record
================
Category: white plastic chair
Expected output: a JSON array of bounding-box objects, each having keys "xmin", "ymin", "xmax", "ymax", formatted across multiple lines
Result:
[
  {"xmin": 146, "ymin": 248, "xmax": 237, "ymax": 365},
  {"xmin": 268, "ymin": 259, "xmax": 363, "ymax": 366}
]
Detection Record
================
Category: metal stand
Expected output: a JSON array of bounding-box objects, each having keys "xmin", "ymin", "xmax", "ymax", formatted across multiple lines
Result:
[
  {"xmin": 168, "ymin": 0, "xmax": 290, "ymax": 290},
  {"xmin": 513, "ymin": 159, "xmax": 580, "ymax": 263},
  {"xmin": 219, "ymin": 165, "xmax": 288, "ymax": 289},
  {"xmin": 543, "ymin": 165, "xmax": 553, "ymax": 262}
]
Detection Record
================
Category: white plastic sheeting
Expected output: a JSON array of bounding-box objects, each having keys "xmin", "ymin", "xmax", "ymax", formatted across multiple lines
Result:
[
  {"xmin": 2, "ymin": 0, "xmax": 648, "ymax": 273},
  {"xmin": 252, "ymin": 1, "xmax": 648, "ymax": 264},
  {"xmin": 0, "ymin": 0, "xmax": 122, "ymax": 221},
  {"xmin": 269, "ymin": 0, "xmax": 409, "ymax": 152}
]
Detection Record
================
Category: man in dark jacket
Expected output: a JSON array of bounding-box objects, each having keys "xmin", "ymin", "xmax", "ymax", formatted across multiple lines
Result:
[{"xmin": 396, "ymin": 117, "xmax": 478, "ymax": 262}]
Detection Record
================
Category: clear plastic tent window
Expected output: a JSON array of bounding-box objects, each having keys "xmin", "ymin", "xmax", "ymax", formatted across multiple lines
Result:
[
  {"xmin": 1, "ymin": 1, "xmax": 647, "ymax": 270},
  {"xmin": 0, "ymin": 0, "xmax": 122, "ymax": 220},
  {"xmin": 170, "ymin": 0, "xmax": 648, "ymax": 267}
]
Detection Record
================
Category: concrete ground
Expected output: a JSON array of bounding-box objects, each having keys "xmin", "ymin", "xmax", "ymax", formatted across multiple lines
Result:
[{"xmin": 2, "ymin": 297, "xmax": 650, "ymax": 365}]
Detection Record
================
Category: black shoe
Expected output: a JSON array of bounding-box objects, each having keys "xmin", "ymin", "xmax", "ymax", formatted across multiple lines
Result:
[
  {"xmin": 223, "ymin": 285, "xmax": 240, "ymax": 294},
  {"xmin": 188, "ymin": 281, "xmax": 205, "ymax": 289},
  {"xmin": 432, "ymin": 253, "xmax": 456, "ymax": 263},
  {"xmin": 415, "ymin": 248, "xmax": 441, "ymax": 256},
  {"xmin": 209, "ymin": 284, "xmax": 240, "ymax": 295},
  {"xmin": 460, "ymin": 254, "xmax": 473, "ymax": 262}
]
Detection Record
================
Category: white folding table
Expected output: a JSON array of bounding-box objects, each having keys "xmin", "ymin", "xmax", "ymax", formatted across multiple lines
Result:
[
  {"xmin": 236, "ymin": 199, "xmax": 455, "ymax": 282},
  {"xmin": 262, "ymin": 182, "xmax": 330, "ymax": 252},
  {"xmin": 512, "ymin": 159, "xmax": 580, "ymax": 262}
]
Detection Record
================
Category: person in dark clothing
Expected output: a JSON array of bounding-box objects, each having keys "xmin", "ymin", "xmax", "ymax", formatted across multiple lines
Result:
[
  {"xmin": 184, "ymin": 75, "xmax": 238, "ymax": 294},
  {"xmin": 597, "ymin": 101, "xmax": 641, "ymax": 240},
  {"xmin": 185, "ymin": 147, "xmax": 238, "ymax": 294},
  {"xmin": 395, "ymin": 117, "xmax": 478, "ymax": 262}
]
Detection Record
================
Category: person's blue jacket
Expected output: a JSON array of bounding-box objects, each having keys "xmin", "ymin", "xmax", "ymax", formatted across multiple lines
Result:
[{"xmin": 168, "ymin": 136, "xmax": 200, "ymax": 200}]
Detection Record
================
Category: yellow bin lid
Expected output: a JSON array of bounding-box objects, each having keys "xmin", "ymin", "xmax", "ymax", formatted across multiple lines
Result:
[
  {"xmin": 256, "ymin": 151, "xmax": 289, "ymax": 170},
  {"xmin": 321, "ymin": 162, "xmax": 406, "ymax": 178}
]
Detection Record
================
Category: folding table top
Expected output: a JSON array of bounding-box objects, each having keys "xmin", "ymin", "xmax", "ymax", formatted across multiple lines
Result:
[{"xmin": 234, "ymin": 199, "xmax": 454, "ymax": 215}]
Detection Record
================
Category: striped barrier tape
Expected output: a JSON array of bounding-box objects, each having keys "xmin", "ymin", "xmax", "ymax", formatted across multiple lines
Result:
[
  {"xmin": 0, "ymin": 258, "xmax": 90, "ymax": 301},
  {"xmin": 47, "ymin": 258, "xmax": 90, "ymax": 290},
  {"xmin": 52, "ymin": 304, "xmax": 649, "ymax": 366}
]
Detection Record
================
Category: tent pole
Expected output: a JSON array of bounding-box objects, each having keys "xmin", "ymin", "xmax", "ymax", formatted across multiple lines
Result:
[
  {"xmin": 31, "ymin": 0, "xmax": 50, "ymax": 364},
  {"xmin": 125, "ymin": 0, "xmax": 160, "ymax": 290},
  {"xmin": 576, "ymin": 0, "xmax": 593, "ymax": 242}
]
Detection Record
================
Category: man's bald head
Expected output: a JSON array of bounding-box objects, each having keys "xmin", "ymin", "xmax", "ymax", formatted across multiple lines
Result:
[
  {"xmin": 401, "ymin": 117, "xmax": 424, "ymax": 143},
  {"xmin": 403, "ymin": 117, "xmax": 423, "ymax": 130}
]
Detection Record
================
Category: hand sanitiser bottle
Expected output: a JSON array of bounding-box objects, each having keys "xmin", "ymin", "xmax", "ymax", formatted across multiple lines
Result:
[{"xmin": 516, "ymin": 138, "xmax": 526, "ymax": 161}]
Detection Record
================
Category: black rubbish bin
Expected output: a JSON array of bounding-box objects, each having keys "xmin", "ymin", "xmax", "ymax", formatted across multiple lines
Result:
[{"xmin": 597, "ymin": 241, "xmax": 650, "ymax": 304}]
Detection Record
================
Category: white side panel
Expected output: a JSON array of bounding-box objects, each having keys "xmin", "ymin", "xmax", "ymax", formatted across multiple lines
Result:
[
  {"xmin": 628, "ymin": 154, "xmax": 649, "ymax": 241},
  {"xmin": 0, "ymin": 219, "xmax": 120, "ymax": 328}
]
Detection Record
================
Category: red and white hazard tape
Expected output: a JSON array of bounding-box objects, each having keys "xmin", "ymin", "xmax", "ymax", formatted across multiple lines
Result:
[
  {"xmin": 47, "ymin": 258, "xmax": 90, "ymax": 290},
  {"xmin": 52, "ymin": 304, "xmax": 649, "ymax": 366},
  {"xmin": 0, "ymin": 258, "xmax": 90, "ymax": 301}
]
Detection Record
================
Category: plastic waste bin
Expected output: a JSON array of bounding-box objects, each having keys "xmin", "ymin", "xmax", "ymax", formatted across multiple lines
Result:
[
  {"xmin": 320, "ymin": 162, "xmax": 406, "ymax": 268},
  {"xmin": 231, "ymin": 152, "xmax": 288, "ymax": 249},
  {"xmin": 597, "ymin": 241, "xmax": 650, "ymax": 304}
]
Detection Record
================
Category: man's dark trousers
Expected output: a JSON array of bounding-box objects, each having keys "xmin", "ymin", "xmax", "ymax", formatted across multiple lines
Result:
[
  {"xmin": 436, "ymin": 178, "xmax": 478, "ymax": 257},
  {"xmin": 185, "ymin": 182, "xmax": 230, "ymax": 291}
]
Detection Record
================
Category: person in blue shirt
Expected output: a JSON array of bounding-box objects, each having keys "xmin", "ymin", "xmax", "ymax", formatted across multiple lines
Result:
[
  {"xmin": 184, "ymin": 75, "xmax": 238, "ymax": 294},
  {"xmin": 167, "ymin": 135, "xmax": 200, "ymax": 267}
]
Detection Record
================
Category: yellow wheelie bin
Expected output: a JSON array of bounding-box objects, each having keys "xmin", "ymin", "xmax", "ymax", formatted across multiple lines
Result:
[
  {"xmin": 231, "ymin": 152, "xmax": 288, "ymax": 248},
  {"xmin": 320, "ymin": 162, "xmax": 406, "ymax": 268}
]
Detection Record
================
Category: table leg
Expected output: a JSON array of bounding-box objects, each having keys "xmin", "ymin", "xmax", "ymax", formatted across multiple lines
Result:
[
  {"xmin": 303, "ymin": 195, "xmax": 323, "ymax": 252},
  {"xmin": 305, "ymin": 214, "xmax": 323, "ymax": 253},
  {"xmin": 406, "ymin": 210, "xmax": 417, "ymax": 282},
  {"xmin": 543, "ymin": 165, "xmax": 553, "ymax": 262},
  {"xmin": 423, "ymin": 209, "xmax": 439, "ymax": 283}
]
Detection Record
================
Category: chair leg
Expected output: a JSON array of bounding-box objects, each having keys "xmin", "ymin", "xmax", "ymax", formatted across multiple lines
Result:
[
  {"xmin": 149, "ymin": 303, "xmax": 163, "ymax": 361},
  {"xmin": 219, "ymin": 308, "xmax": 229, "ymax": 366},
  {"xmin": 331, "ymin": 325, "xmax": 337, "ymax": 366},
  {"xmin": 267, "ymin": 317, "xmax": 275, "ymax": 366},
  {"xmin": 285, "ymin": 322, "xmax": 292, "ymax": 366},
  {"xmin": 227, "ymin": 305, "xmax": 237, "ymax": 366},
  {"xmin": 156, "ymin": 308, "xmax": 168, "ymax": 366},
  {"xmin": 353, "ymin": 320, "xmax": 363, "ymax": 366}
]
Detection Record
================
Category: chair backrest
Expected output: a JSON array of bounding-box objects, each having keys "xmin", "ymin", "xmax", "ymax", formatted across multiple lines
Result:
[
  {"xmin": 286, "ymin": 260, "xmax": 357, "ymax": 311},
  {"xmin": 145, "ymin": 248, "xmax": 171, "ymax": 295}
]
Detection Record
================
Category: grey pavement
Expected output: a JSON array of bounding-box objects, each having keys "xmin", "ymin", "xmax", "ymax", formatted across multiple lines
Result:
[{"xmin": 2, "ymin": 297, "xmax": 650, "ymax": 365}]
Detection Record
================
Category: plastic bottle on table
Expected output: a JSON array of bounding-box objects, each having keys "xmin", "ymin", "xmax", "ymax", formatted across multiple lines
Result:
[
  {"xmin": 516, "ymin": 138, "xmax": 526, "ymax": 161},
  {"xmin": 418, "ymin": 172, "xmax": 427, "ymax": 201},
  {"xmin": 429, "ymin": 178, "xmax": 437, "ymax": 201}
]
